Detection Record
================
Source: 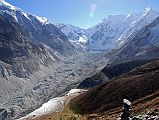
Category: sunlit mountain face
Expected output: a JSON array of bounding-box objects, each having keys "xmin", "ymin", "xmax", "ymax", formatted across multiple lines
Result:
[
  {"xmin": 0, "ymin": 0, "xmax": 159, "ymax": 120},
  {"xmin": 5, "ymin": 0, "xmax": 159, "ymax": 28}
]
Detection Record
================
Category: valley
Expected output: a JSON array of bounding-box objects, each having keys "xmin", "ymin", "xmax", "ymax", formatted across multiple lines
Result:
[
  {"xmin": 0, "ymin": 0, "xmax": 159, "ymax": 120},
  {"xmin": 0, "ymin": 51, "xmax": 108, "ymax": 120}
]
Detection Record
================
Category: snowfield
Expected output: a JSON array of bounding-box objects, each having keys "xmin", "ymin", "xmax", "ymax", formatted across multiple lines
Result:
[{"xmin": 18, "ymin": 89, "xmax": 86, "ymax": 120}]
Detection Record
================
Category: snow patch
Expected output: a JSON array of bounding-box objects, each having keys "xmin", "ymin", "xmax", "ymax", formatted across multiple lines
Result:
[
  {"xmin": 30, "ymin": 97, "xmax": 65, "ymax": 115},
  {"xmin": 22, "ymin": 12, "xmax": 31, "ymax": 20},
  {"xmin": 35, "ymin": 16, "xmax": 48, "ymax": 24},
  {"xmin": 119, "ymin": 41, "xmax": 124, "ymax": 45},
  {"xmin": 144, "ymin": 6, "xmax": 151, "ymax": 13},
  {"xmin": 67, "ymin": 89, "xmax": 82, "ymax": 96},
  {"xmin": 19, "ymin": 89, "xmax": 87, "ymax": 120},
  {"xmin": 1, "ymin": 0, "xmax": 16, "ymax": 10},
  {"xmin": 131, "ymin": 21, "xmax": 137, "ymax": 25},
  {"xmin": 78, "ymin": 35, "xmax": 88, "ymax": 44}
]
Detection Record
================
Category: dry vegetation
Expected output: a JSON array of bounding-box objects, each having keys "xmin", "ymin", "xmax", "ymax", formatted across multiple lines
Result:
[{"xmin": 22, "ymin": 60, "xmax": 159, "ymax": 120}]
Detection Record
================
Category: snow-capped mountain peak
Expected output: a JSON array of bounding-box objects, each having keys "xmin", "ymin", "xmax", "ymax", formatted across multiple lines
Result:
[
  {"xmin": 144, "ymin": 6, "xmax": 152, "ymax": 13},
  {"xmin": 86, "ymin": 7, "xmax": 159, "ymax": 51},
  {"xmin": 2, "ymin": 1, "xmax": 159, "ymax": 53},
  {"xmin": 0, "ymin": 1, "xmax": 51, "ymax": 25},
  {"xmin": 56, "ymin": 23, "xmax": 88, "ymax": 51},
  {"xmin": 141, "ymin": 6, "xmax": 158, "ymax": 17},
  {"xmin": 0, "ymin": 0, "xmax": 76, "ymax": 56},
  {"xmin": 57, "ymin": 7, "xmax": 159, "ymax": 51},
  {"xmin": 0, "ymin": 0, "xmax": 16, "ymax": 10}
]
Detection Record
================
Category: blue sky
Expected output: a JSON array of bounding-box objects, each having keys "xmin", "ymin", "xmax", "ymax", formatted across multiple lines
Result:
[{"xmin": 5, "ymin": 0, "xmax": 159, "ymax": 28}]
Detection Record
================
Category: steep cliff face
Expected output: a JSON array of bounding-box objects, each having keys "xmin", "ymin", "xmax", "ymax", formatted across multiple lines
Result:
[
  {"xmin": 0, "ymin": 4, "xmax": 64, "ymax": 107},
  {"xmin": 0, "ymin": 2, "xmax": 75, "ymax": 119},
  {"xmin": 116, "ymin": 16, "xmax": 159, "ymax": 60},
  {"xmin": 87, "ymin": 7, "xmax": 159, "ymax": 51},
  {"xmin": 0, "ymin": 1, "xmax": 76, "ymax": 57},
  {"xmin": 0, "ymin": 8, "xmax": 61, "ymax": 74}
]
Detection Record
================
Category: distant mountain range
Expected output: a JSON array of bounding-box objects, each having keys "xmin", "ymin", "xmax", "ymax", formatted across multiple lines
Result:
[
  {"xmin": 57, "ymin": 7, "xmax": 159, "ymax": 53},
  {"xmin": 1, "ymin": 0, "xmax": 159, "ymax": 119},
  {"xmin": 1, "ymin": 1, "xmax": 159, "ymax": 55}
]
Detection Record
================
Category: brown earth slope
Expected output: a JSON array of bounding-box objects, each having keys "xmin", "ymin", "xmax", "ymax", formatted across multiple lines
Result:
[{"xmin": 73, "ymin": 60, "xmax": 159, "ymax": 115}]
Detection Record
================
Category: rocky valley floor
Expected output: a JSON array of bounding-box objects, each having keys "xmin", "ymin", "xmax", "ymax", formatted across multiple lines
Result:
[{"xmin": 0, "ymin": 52, "xmax": 109, "ymax": 119}]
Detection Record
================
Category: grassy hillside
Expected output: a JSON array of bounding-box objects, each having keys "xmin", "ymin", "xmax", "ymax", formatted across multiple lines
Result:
[{"xmin": 71, "ymin": 60, "xmax": 159, "ymax": 119}]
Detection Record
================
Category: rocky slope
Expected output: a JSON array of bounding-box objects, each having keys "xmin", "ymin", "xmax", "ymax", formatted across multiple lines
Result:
[
  {"xmin": 1, "ymin": 1, "xmax": 159, "ymax": 120},
  {"xmin": 0, "ymin": 1, "xmax": 109, "ymax": 119},
  {"xmin": 0, "ymin": 1, "xmax": 76, "ymax": 56},
  {"xmin": 0, "ymin": 1, "xmax": 64, "ymax": 119},
  {"xmin": 0, "ymin": 51, "xmax": 108, "ymax": 120},
  {"xmin": 116, "ymin": 16, "xmax": 159, "ymax": 60}
]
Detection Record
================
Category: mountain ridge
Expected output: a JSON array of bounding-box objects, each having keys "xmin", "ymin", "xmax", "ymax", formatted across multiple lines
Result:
[
  {"xmin": 57, "ymin": 6, "xmax": 159, "ymax": 52},
  {"xmin": 0, "ymin": 0, "xmax": 76, "ymax": 56},
  {"xmin": 0, "ymin": 1, "xmax": 159, "ymax": 120}
]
